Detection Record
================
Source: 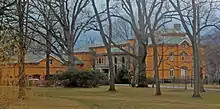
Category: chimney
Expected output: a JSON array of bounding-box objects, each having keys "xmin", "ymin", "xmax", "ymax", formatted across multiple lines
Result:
[{"xmin": 174, "ymin": 24, "xmax": 181, "ymax": 31}]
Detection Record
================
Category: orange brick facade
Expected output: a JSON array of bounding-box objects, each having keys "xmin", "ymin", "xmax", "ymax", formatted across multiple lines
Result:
[
  {"xmin": 0, "ymin": 55, "xmax": 83, "ymax": 85},
  {"xmin": 0, "ymin": 32, "xmax": 206, "ymax": 85}
]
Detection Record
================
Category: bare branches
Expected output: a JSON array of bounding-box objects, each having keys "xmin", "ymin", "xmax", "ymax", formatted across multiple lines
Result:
[
  {"xmin": 28, "ymin": 0, "xmax": 93, "ymax": 68},
  {"xmin": 0, "ymin": 0, "xmax": 16, "ymax": 15}
]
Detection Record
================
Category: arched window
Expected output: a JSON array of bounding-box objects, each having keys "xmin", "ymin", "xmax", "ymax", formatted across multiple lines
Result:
[
  {"xmin": 180, "ymin": 67, "xmax": 188, "ymax": 78},
  {"xmin": 170, "ymin": 68, "xmax": 174, "ymax": 77},
  {"xmin": 170, "ymin": 52, "xmax": 174, "ymax": 61},
  {"xmin": 98, "ymin": 58, "xmax": 102, "ymax": 64}
]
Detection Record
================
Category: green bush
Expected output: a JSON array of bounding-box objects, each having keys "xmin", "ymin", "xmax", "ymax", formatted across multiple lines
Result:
[
  {"xmin": 52, "ymin": 70, "xmax": 108, "ymax": 88},
  {"xmin": 118, "ymin": 68, "xmax": 130, "ymax": 84}
]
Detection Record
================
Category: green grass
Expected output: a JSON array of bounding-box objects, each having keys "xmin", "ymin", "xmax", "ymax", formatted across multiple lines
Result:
[{"xmin": 1, "ymin": 86, "xmax": 220, "ymax": 109}]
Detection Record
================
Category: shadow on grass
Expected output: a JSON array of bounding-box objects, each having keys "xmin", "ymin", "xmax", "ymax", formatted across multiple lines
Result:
[{"xmin": 166, "ymin": 89, "xmax": 189, "ymax": 92}]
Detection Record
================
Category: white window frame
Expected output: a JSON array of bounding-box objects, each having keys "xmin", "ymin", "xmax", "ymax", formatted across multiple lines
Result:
[{"xmin": 170, "ymin": 68, "xmax": 174, "ymax": 77}]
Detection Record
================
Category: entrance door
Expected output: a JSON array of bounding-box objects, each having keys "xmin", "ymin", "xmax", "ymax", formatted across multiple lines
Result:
[{"xmin": 181, "ymin": 68, "xmax": 186, "ymax": 78}]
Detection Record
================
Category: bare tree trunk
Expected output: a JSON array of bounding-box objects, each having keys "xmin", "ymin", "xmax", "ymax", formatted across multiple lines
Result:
[
  {"xmin": 151, "ymin": 37, "xmax": 161, "ymax": 95},
  {"xmin": 46, "ymin": 50, "xmax": 50, "ymax": 79},
  {"xmin": 91, "ymin": 0, "xmax": 115, "ymax": 91},
  {"xmin": 197, "ymin": 4, "xmax": 205, "ymax": 92},
  {"xmin": 45, "ymin": 31, "xmax": 51, "ymax": 80},
  {"xmin": 137, "ymin": 42, "xmax": 148, "ymax": 87},
  {"xmin": 17, "ymin": 0, "xmax": 26, "ymax": 99},
  {"xmin": 107, "ymin": 46, "xmax": 115, "ymax": 91},
  {"xmin": 106, "ymin": 0, "xmax": 115, "ymax": 91},
  {"xmin": 66, "ymin": 31, "xmax": 75, "ymax": 71},
  {"xmin": 45, "ymin": 11, "xmax": 52, "ymax": 80},
  {"xmin": 134, "ymin": 38, "xmax": 139, "ymax": 86},
  {"xmin": 192, "ymin": 44, "xmax": 201, "ymax": 97},
  {"xmin": 192, "ymin": 0, "xmax": 200, "ymax": 98}
]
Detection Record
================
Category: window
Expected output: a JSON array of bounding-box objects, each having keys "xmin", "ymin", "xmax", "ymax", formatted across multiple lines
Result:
[
  {"xmin": 181, "ymin": 67, "xmax": 188, "ymax": 78},
  {"xmin": 170, "ymin": 68, "xmax": 174, "ymax": 77},
  {"xmin": 114, "ymin": 57, "xmax": 117, "ymax": 64},
  {"xmin": 170, "ymin": 52, "xmax": 174, "ymax": 61},
  {"xmin": 180, "ymin": 52, "xmax": 188, "ymax": 61},
  {"xmin": 181, "ymin": 68, "xmax": 186, "ymax": 77},
  {"xmin": 181, "ymin": 41, "xmax": 189, "ymax": 48},
  {"xmin": 96, "ymin": 57, "xmax": 105, "ymax": 65},
  {"xmin": 122, "ymin": 57, "xmax": 125, "ymax": 64},
  {"xmin": 49, "ymin": 59, "xmax": 53, "ymax": 64},
  {"xmin": 98, "ymin": 58, "xmax": 102, "ymax": 64},
  {"xmin": 182, "ymin": 43, "xmax": 186, "ymax": 48},
  {"xmin": 114, "ymin": 65, "xmax": 118, "ymax": 74}
]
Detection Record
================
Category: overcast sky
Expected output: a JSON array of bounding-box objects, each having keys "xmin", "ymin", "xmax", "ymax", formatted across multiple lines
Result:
[{"xmin": 75, "ymin": 0, "xmax": 220, "ymax": 48}]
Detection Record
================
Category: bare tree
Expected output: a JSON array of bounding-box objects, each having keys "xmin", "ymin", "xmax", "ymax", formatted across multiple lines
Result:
[
  {"xmin": 0, "ymin": 0, "xmax": 16, "ymax": 16},
  {"xmin": 91, "ymin": 0, "xmax": 116, "ymax": 91},
  {"xmin": 169, "ymin": 0, "xmax": 220, "ymax": 97},
  {"xmin": 16, "ymin": 0, "xmax": 28, "ymax": 99},
  {"xmin": 0, "ymin": 29, "xmax": 17, "ymax": 85},
  {"xmin": 28, "ymin": 0, "xmax": 91, "ymax": 71},
  {"xmin": 109, "ymin": 1, "xmax": 173, "ymax": 96},
  {"xmin": 203, "ymin": 31, "xmax": 220, "ymax": 84},
  {"xmin": 0, "ymin": 0, "xmax": 31, "ymax": 99},
  {"xmin": 116, "ymin": 0, "xmax": 150, "ymax": 87}
]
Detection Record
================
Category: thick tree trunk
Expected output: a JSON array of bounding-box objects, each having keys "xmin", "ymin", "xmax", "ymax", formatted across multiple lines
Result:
[
  {"xmin": 197, "ymin": 4, "xmax": 205, "ymax": 93},
  {"xmin": 18, "ymin": 39, "xmax": 25, "ymax": 99},
  {"xmin": 134, "ymin": 38, "xmax": 139, "ymax": 86},
  {"xmin": 192, "ymin": 0, "xmax": 200, "ymax": 98},
  {"xmin": 152, "ymin": 39, "xmax": 161, "ymax": 95},
  {"xmin": 107, "ymin": 46, "xmax": 115, "ymax": 91},
  {"xmin": 192, "ymin": 43, "xmax": 201, "ymax": 97},
  {"xmin": 66, "ymin": 31, "xmax": 75, "ymax": 71},
  {"xmin": 17, "ymin": 0, "xmax": 26, "ymax": 99},
  {"xmin": 107, "ymin": 0, "xmax": 115, "ymax": 91},
  {"xmin": 91, "ymin": 0, "xmax": 115, "ymax": 91},
  {"xmin": 136, "ymin": 42, "xmax": 148, "ymax": 87}
]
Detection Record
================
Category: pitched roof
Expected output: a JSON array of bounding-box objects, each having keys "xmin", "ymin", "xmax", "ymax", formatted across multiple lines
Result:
[
  {"xmin": 157, "ymin": 37, "xmax": 191, "ymax": 45},
  {"xmin": 74, "ymin": 44, "xmax": 92, "ymax": 53},
  {"xmin": 51, "ymin": 54, "xmax": 84, "ymax": 65},
  {"xmin": 9, "ymin": 54, "xmax": 84, "ymax": 65},
  {"xmin": 9, "ymin": 54, "xmax": 43, "ymax": 64}
]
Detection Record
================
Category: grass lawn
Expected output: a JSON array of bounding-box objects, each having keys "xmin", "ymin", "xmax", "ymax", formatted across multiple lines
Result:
[{"xmin": 1, "ymin": 86, "xmax": 220, "ymax": 109}]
